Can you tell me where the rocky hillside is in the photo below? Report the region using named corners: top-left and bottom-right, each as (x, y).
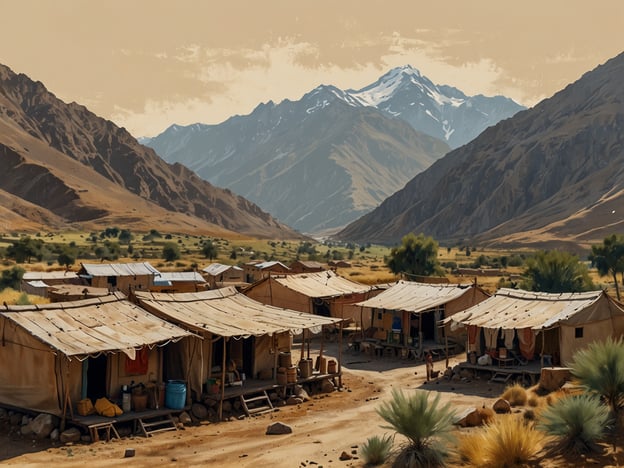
top-left (336, 52), bottom-right (624, 251)
top-left (147, 85), bottom-right (450, 233)
top-left (0, 63), bottom-right (300, 238)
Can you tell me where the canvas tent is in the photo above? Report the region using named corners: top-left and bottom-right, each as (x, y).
top-left (0, 293), bottom-right (193, 417)
top-left (355, 281), bottom-right (489, 351)
top-left (134, 287), bottom-right (342, 404)
top-left (444, 288), bottom-right (624, 365)
top-left (244, 270), bottom-right (379, 323)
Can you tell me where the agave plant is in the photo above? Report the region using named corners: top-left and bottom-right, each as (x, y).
top-left (376, 389), bottom-right (456, 467)
top-left (360, 434), bottom-right (394, 466)
top-left (537, 393), bottom-right (610, 453)
top-left (570, 336), bottom-right (624, 424)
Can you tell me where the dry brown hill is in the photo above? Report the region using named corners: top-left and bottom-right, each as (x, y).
top-left (0, 64), bottom-right (301, 239)
top-left (337, 51), bottom-right (624, 252)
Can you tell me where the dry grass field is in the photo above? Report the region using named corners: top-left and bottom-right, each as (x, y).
top-left (0, 229), bottom-right (619, 301)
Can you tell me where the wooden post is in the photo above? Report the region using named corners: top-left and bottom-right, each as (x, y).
top-left (445, 333), bottom-right (449, 369)
top-left (219, 337), bottom-right (227, 421)
top-left (338, 320), bottom-right (343, 388)
top-left (300, 328), bottom-right (306, 362)
top-left (419, 312), bottom-right (423, 356)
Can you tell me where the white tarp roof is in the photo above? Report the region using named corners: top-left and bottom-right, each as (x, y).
top-left (80, 262), bottom-right (160, 277)
top-left (158, 271), bottom-right (206, 282)
top-left (355, 281), bottom-right (476, 313)
top-left (271, 270), bottom-right (371, 298)
top-left (444, 288), bottom-right (624, 331)
top-left (0, 292), bottom-right (193, 360)
top-left (134, 287), bottom-right (341, 338)
top-left (202, 263), bottom-right (243, 276)
top-left (25, 280), bottom-right (49, 289)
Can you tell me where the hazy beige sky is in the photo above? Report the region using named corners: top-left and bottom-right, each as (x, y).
top-left (1, 1), bottom-right (622, 137)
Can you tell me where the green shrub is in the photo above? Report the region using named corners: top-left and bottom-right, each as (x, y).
top-left (570, 336), bottom-right (624, 423)
top-left (537, 394), bottom-right (609, 454)
top-left (377, 389), bottom-right (455, 467)
top-left (360, 434), bottom-right (393, 466)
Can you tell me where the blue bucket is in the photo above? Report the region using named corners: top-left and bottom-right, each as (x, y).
top-left (165, 380), bottom-right (187, 410)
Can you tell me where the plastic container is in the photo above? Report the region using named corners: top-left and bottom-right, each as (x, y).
top-left (165, 380), bottom-right (187, 409)
top-left (122, 392), bottom-right (132, 413)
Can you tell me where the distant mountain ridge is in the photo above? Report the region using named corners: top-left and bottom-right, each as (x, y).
top-left (347, 65), bottom-right (526, 149)
top-left (146, 84), bottom-right (451, 233)
top-left (145, 66), bottom-right (523, 233)
top-left (0, 63), bottom-right (300, 238)
top-left (336, 52), bottom-right (624, 251)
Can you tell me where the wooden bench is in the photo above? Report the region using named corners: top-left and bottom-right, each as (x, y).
top-left (88, 421), bottom-right (120, 442)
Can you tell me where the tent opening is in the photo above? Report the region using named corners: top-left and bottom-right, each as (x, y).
top-left (85, 354), bottom-right (108, 401)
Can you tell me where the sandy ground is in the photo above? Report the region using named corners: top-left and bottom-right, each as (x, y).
top-left (3, 342), bottom-right (623, 467)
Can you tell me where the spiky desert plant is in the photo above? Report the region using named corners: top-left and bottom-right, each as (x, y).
top-left (459, 415), bottom-right (543, 467)
top-left (360, 434), bottom-right (394, 466)
top-left (376, 389), bottom-right (456, 467)
top-left (501, 383), bottom-right (528, 406)
top-left (537, 394), bottom-right (610, 454)
top-left (570, 337), bottom-right (624, 424)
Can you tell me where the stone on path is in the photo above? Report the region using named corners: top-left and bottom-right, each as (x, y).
top-left (266, 422), bottom-right (293, 435)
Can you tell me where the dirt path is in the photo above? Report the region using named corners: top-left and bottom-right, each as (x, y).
top-left (1, 346), bottom-right (508, 467)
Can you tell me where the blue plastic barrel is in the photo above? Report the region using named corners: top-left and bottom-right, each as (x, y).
top-left (165, 380), bottom-right (187, 409)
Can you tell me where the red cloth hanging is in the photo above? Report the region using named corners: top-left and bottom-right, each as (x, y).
top-left (125, 347), bottom-right (149, 375)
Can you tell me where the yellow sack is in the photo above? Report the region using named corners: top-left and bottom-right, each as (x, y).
top-left (95, 397), bottom-right (123, 417)
top-left (77, 398), bottom-right (95, 416)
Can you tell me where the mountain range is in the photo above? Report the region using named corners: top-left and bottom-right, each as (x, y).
top-left (0, 63), bottom-right (300, 239)
top-left (144, 67), bottom-right (523, 233)
top-left (336, 52), bottom-right (624, 251)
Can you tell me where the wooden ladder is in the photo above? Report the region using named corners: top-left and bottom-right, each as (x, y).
top-left (137, 413), bottom-right (178, 437)
top-left (490, 372), bottom-right (513, 384)
top-left (240, 390), bottom-right (274, 416)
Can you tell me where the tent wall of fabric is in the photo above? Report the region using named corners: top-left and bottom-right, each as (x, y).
top-left (0, 294), bottom-right (192, 416)
top-left (446, 289), bottom-right (624, 365)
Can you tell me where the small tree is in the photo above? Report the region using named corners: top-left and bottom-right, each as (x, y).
top-left (162, 242), bottom-right (181, 262)
top-left (0, 266), bottom-right (25, 291)
top-left (522, 250), bottom-right (594, 293)
top-left (387, 233), bottom-right (441, 278)
top-left (589, 234), bottom-right (624, 301)
top-left (202, 241), bottom-right (218, 260)
top-left (57, 251), bottom-right (76, 269)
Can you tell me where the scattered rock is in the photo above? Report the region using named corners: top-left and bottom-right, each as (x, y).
top-left (266, 422), bottom-right (293, 435)
top-left (493, 398), bottom-right (512, 414)
top-left (459, 369), bottom-right (474, 379)
top-left (124, 448), bottom-right (136, 458)
top-left (29, 413), bottom-right (58, 439)
top-left (339, 451), bottom-right (352, 461)
top-left (50, 428), bottom-right (60, 441)
top-left (179, 411), bottom-right (192, 425)
top-left (294, 385), bottom-right (311, 401)
top-left (21, 415), bottom-right (31, 426)
top-left (321, 380), bottom-right (335, 393)
top-left (9, 412), bottom-right (22, 426)
top-left (60, 427), bottom-right (81, 444)
top-left (191, 403), bottom-right (209, 420)
top-left (286, 396), bottom-right (304, 405)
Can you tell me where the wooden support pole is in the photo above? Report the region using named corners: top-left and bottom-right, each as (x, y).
top-left (219, 337), bottom-right (227, 421)
top-left (338, 320), bottom-right (343, 388)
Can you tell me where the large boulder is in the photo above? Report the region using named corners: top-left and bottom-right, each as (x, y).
top-left (493, 398), bottom-right (512, 414)
top-left (266, 422), bottom-right (293, 435)
top-left (29, 413), bottom-right (58, 439)
top-left (60, 427), bottom-right (81, 444)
